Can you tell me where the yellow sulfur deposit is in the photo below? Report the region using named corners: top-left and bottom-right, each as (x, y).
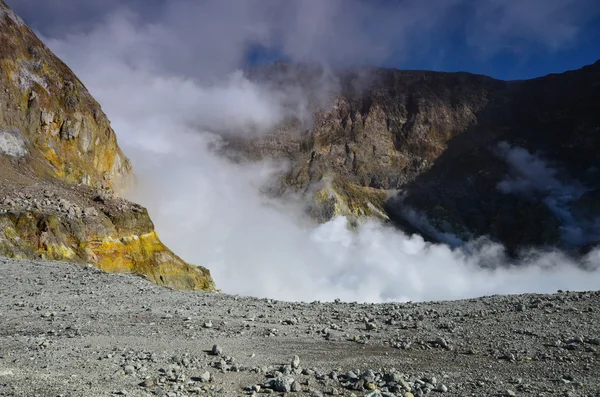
top-left (0, 1), bottom-right (215, 291)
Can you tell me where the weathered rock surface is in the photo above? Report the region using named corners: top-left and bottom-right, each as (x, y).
top-left (0, 178), bottom-right (214, 291)
top-left (0, 1), bottom-right (214, 291)
top-left (0, 0), bottom-right (130, 191)
top-left (229, 61), bottom-right (600, 252)
top-left (1, 257), bottom-right (599, 396)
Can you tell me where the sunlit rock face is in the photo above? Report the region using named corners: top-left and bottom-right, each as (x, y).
top-left (230, 61), bottom-right (600, 253)
top-left (0, 0), bottom-right (215, 291)
top-left (0, 0), bottom-right (132, 191)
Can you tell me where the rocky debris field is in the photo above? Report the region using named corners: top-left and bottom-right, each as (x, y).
top-left (0, 180), bottom-right (143, 221)
top-left (0, 258), bottom-right (599, 397)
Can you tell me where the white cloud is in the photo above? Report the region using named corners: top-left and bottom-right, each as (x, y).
top-left (31, 4), bottom-right (600, 303)
top-left (12, 0), bottom-right (599, 72)
top-left (496, 142), bottom-right (600, 246)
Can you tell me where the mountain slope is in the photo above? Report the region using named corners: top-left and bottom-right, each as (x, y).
top-left (230, 61), bottom-right (600, 252)
top-left (0, 1), bottom-right (214, 291)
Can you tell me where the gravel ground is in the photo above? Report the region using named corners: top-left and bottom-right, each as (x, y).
top-left (1, 257), bottom-right (599, 397)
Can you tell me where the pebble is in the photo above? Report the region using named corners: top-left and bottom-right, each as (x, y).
top-left (212, 344), bottom-right (223, 356)
top-left (138, 378), bottom-right (155, 388)
top-left (269, 376), bottom-right (294, 392)
top-left (291, 355), bottom-right (300, 369)
top-left (435, 337), bottom-right (450, 349)
top-left (291, 380), bottom-right (301, 392)
top-left (199, 371), bottom-right (211, 382)
top-left (2, 256), bottom-right (599, 397)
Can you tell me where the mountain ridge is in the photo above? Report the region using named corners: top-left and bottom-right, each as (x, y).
top-left (230, 59), bottom-right (600, 252)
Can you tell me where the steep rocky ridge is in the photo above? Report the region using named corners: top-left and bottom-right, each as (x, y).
top-left (0, 1), bottom-right (214, 290)
top-left (229, 61), bottom-right (600, 252)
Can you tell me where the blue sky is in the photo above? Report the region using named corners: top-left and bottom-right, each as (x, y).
top-left (8, 0), bottom-right (600, 81)
top-left (399, 24), bottom-right (600, 80)
top-left (395, 9), bottom-right (600, 80)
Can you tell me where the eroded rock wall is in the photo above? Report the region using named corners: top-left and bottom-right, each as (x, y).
top-left (230, 62), bottom-right (600, 251)
top-left (0, 0), bottom-right (131, 191)
top-left (0, 1), bottom-right (215, 290)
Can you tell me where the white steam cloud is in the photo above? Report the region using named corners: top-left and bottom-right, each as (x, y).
top-left (38, 4), bottom-right (600, 303)
top-left (496, 142), bottom-right (600, 246)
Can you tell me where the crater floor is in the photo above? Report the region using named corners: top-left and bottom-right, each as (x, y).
top-left (0, 257), bottom-right (598, 396)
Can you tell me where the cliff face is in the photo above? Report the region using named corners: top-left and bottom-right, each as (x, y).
top-left (0, 1), bottom-right (215, 290)
top-left (229, 62), bottom-right (600, 252)
top-left (0, 2), bottom-right (131, 191)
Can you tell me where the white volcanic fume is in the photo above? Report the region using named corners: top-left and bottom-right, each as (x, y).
top-left (495, 142), bottom-right (600, 247)
top-left (39, 5), bottom-right (600, 303)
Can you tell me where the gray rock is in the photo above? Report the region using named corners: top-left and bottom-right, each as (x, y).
top-left (365, 322), bottom-right (377, 331)
top-left (271, 376), bottom-right (294, 392)
top-left (212, 344), bottom-right (223, 356)
top-left (291, 380), bottom-right (301, 392)
top-left (281, 364), bottom-right (292, 375)
top-left (361, 370), bottom-right (376, 383)
top-left (434, 337), bottom-right (450, 349)
top-left (398, 379), bottom-right (412, 391)
top-left (291, 355), bottom-right (300, 369)
top-left (199, 371), bottom-right (211, 382)
top-left (284, 317), bottom-right (299, 325)
top-left (138, 378), bottom-right (155, 388)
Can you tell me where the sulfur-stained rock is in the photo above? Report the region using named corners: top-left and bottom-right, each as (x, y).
top-left (0, 1), bottom-right (215, 291)
top-left (0, 0), bottom-right (132, 192)
top-left (0, 181), bottom-right (215, 291)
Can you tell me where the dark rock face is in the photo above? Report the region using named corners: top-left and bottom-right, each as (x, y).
top-left (230, 61), bottom-right (600, 252)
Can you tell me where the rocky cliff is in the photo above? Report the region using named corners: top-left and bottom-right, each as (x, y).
top-left (229, 61), bottom-right (600, 253)
top-left (0, 1), bottom-right (214, 290)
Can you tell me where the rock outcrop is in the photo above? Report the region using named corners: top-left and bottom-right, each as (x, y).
top-left (0, 1), bottom-right (215, 291)
top-left (229, 61), bottom-right (600, 252)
